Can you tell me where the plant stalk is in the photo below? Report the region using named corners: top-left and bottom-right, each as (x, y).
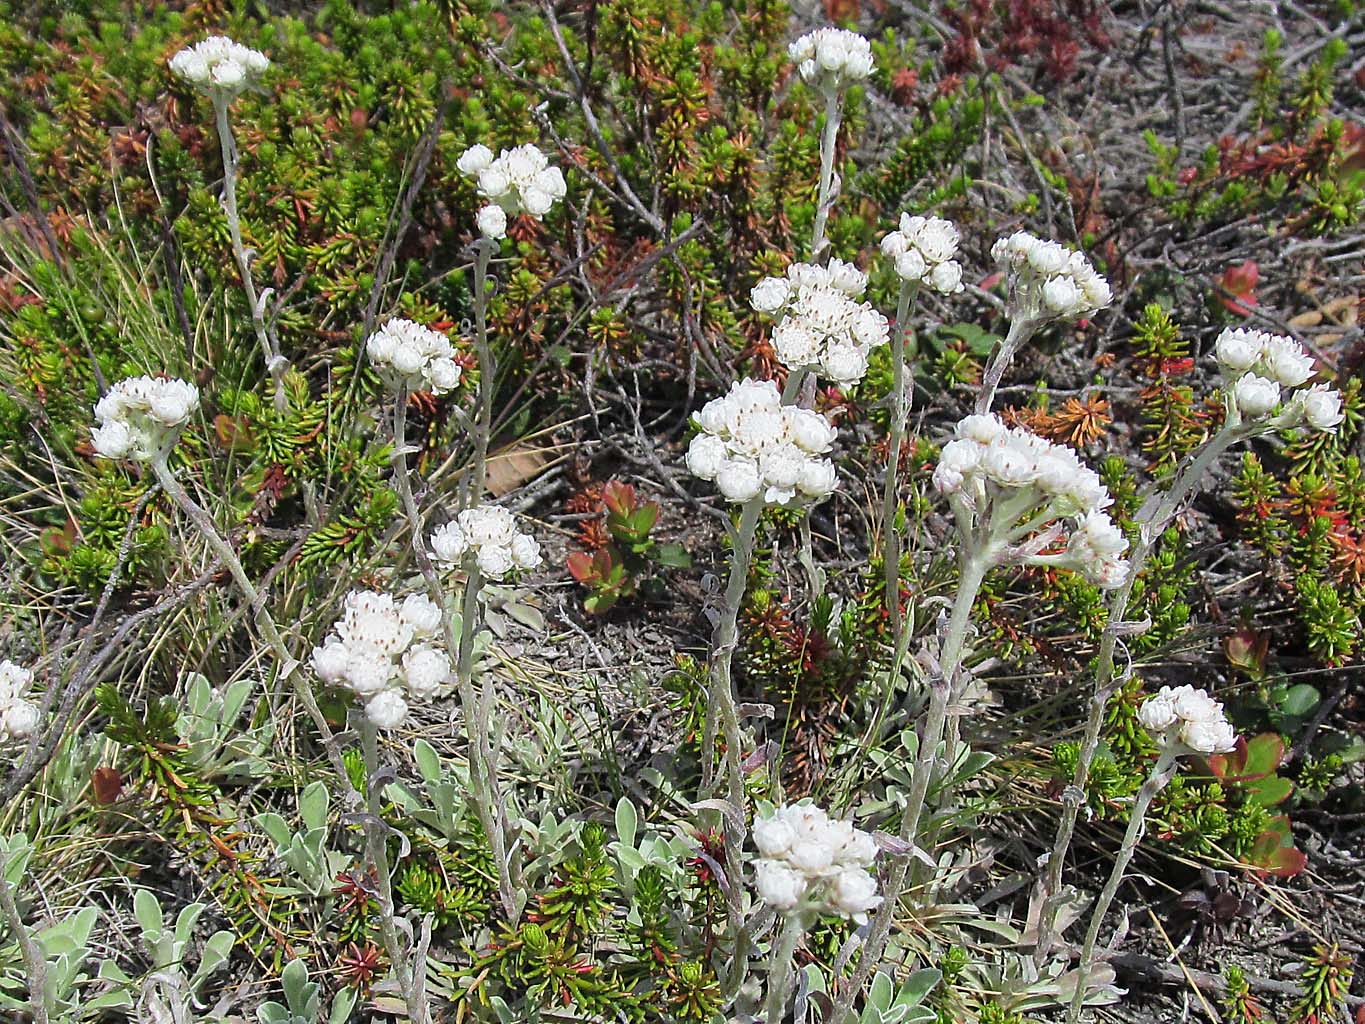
top-left (0, 844), bottom-right (49, 1024)
top-left (975, 316), bottom-right (1037, 415)
top-left (1065, 747), bottom-right (1179, 1024)
top-left (810, 90), bottom-right (843, 262)
top-left (470, 239), bottom-right (495, 502)
top-left (763, 912), bottom-right (806, 1024)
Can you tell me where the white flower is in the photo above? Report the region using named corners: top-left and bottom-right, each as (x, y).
top-left (796, 459), bottom-right (837, 498)
top-left (365, 319), bottom-right (461, 395)
top-left (458, 141), bottom-right (565, 219)
top-left (716, 459), bottom-right (762, 501)
top-left (399, 594), bottom-right (443, 638)
top-left (1233, 373), bottom-right (1281, 419)
top-left (750, 277), bottom-right (790, 313)
top-left (477, 204), bottom-right (507, 240)
top-left (789, 28), bottom-right (873, 93)
top-left (365, 690), bottom-right (409, 730)
top-left (754, 859), bottom-right (807, 910)
top-left (829, 867), bottom-right (882, 923)
top-left (753, 815), bottom-right (797, 858)
top-left (1296, 384), bottom-right (1344, 432)
top-left (788, 839), bottom-right (835, 877)
top-left (511, 534), bottom-right (542, 570)
top-left (90, 377), bottom-right (200, 462)
top-left (1180, 715), bottom-right (1237, 754)
top-left (992, 230), bottom-right (1109, 321)
top-left (430, 522), bottom-right (469, 564)
top-left (686, 433), bottom-right (727, 479)
top-left (345, 653), bottom-right (396, 696)
top-left (785, 408), bottom-right (837, 454)
top-left (170, 36), bottom-right (269, 98)
top-left (894, 249), bottom-right (927, 282)
top-left (476, 542), bottom-right (515, 580)
top-left (1, 701), bottom-right (41, 741)
top-left (1140, 685), bottom-right (1237, 754)
top-left (403, 645), bottom-right (451, 696)
top-left (310, 640), bottom-right (351, 684)
top-left (1214, 327), bottom-right (1265, 373)
top-left (457, 144), bottom-right (495, 176)
top-left (928, 260), bottom-right (964, 294)
top-left (885, 214), bottom-right (962, 294)
top-left (1137, 691), bottom-right (1179, 731)
top-left (822, 343), bottom-right (868, 385)
top-left (1261, 335), bottom-right (1315, 388)
top-left (955, 414), bottom-right (1008, 445)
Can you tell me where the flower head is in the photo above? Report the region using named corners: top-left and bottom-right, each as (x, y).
top-left (458, 143), bottom-right (566, 220)
top-left (688, 379), bottom-right (839, 506)
top-left (881, 214), bottom-right (964, 294)
top-left (749, 263), bottom-right (888, 385)
top-left (365, 318), bottom-right (462, 395)
top-left (1209, 327), bottom-right (1339, 432)
top-left (788, 28), bottom-right (874, 94)
top-left (430, 505), bottom-right (540, 580)
top-left (1138, 685), bottom-right (1237, 754)
top-left (990, 230), bottom-right (1111, 322)
top-left (312, 590), bottom-right (454, 728)
top-left (90, 376), bottom-right (200, 461)
top-left (169, 36), bottom-right (269, 99)
top-left (0, 660), bottom-right (40, 743)
top-left (752, 803), bottom-right (881, 923)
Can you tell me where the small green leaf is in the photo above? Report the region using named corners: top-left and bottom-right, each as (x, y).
top-left (615, 797), bottom-right (638, 849)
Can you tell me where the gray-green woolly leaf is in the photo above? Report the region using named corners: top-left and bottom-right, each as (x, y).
top-left (895, 968), bottom-right (941, 1006)
top-left (614, 796), bottom-right (638, 849)
top-left (256, 812), bottom-right (293, 850)
top-left (299, 781), bottom-right (329, 831)
top-left (413, 738), bottom-right (442, 785)
top-left (133, 888), bottom-right (164, 943)
top-left (328, 985), bottom-right (358, 1024)
top-left (172, 902), bottom-right (208, 955)
top-left (189, 930), bottom-right (236, 993)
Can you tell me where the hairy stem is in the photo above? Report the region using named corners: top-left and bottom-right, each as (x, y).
top-left (212, 97), bottom-right (288, 411)
top-left (975, 316), bottom-right (1037, 416)
top-left (810, 90), bottom-right (843, 261)
top-left (390, 393), bottom-right (519, 918)
top-left (881, 282), bottom-right (918, 654)
top-left (829, 552), bottom-right (990, 1023)
top-left (470, 240), bottom-right (495, 502)
top-left (0, 844), bottom-right (48, 1024)
top-left (150, 455), bottom-right (353, 798)
top-left (705, 496), bottom-right (763, 998)
top-left (360, 717), bottom-right (427, 1024)
top-left (1066, 748), bottom-right (1178, 1024)
top-left (1033, 423), bottom-right (1245, 962)
top-left (763, 913), bottom-right (806, 1024)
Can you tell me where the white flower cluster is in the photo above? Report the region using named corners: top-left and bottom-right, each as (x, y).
top-left (880, 214), bottom-right (964, 294)
top-left (169, 36), bottom-right (270, 98)
top-left (1213, 327), bottom-right (1343, 430)
top-left (934, 414), bottom-right (1129, 588)
top-left (749, 261), bottom-right (889, 385)
top-left (1137, 685), bottom-right (1237, 754)
top-left (0, 661), bottom-right (41, 743)
top-left (788, 28), bottom-right (874, 94)
top-left (686, 379), bottom-right (838, 505)
top-left (311, 592), bottom-right (452, 729)
top-left (90, 376), bottom-right (200, 461)
top-left (365, 318), bottom-right (462, 395)
top-left (456, 143), bottom-right (567, 236)
top-left (429, 505), bottom-right (542, 580)
top-left (990, 231), bottom-right (1112, 321)
top-left (752, 804), bottom-right (882, 924)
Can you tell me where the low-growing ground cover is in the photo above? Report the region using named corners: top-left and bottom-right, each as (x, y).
top-left (0, 1), bottom-right (1361, 1022)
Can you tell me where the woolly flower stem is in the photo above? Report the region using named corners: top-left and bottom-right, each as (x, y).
top-left (0, 844), bottom-right (48, 1024)
top-left (212, 97), bottom-right (288, 412)
top-left (764, 913), bottom-right (807, 1024)
top-left (149, 455), bottom-right (353, 796)
top-left (829, 550), bottom-right (990, 1024)
top-left (703, 495), bottom-right (763, 997)
top-left (810, 90), bottom-right (843, 261)
top-left (390, 392), bottom-right (519, 918)
top-left (882, 281), bottom-right (919, 658)
top-left (1033, 421), bottom-right (1247, 963)
top-left (975, 315), bottom-right (1038, 415)
top-left (1066, 747), bottom-right (1179, 1024)
top-left (470, 239), bottom-right (495, 502)
top-left (360, 717), bottom-right (427, 1024)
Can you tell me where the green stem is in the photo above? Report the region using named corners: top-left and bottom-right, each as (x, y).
top-left (391, 394), bottom-right (519, 918)
top-left (212, 97), bottom-right (287, 411)
top-left (361, 717), bottom-right (427, 1024)
top-left (1065, 748), bottom-right (1178, 1024)
top-left (810, 90), bottom-right (842, 261)
top-left (1033, 423), bottom-right (1246, 962)
top-left (763, 913), bottom-right (806, 1024)
top-left (827, 551), bottom-right (990, 1024)
top-left (151, 455), bottom-right (354, 799)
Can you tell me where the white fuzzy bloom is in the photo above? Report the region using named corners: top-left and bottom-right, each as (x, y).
top-left (459, 142), bottom-right (565, 220)
top-left (476, 544), bottom-right (515, 580)
top-left (364, 690), bottom-right (410, 730)
top-left (883, 214), bottom-right (963, 294)
top-left (170, 36), bottom-right (269, 99)
top-left (477, 204), bottom-right (508, 240)
top-left (789, 28), bottom-right (873, 93)
top-left (750, 277), bottom-right (791, 313)
top-left (431, 505), bottom-right (537, 581)
top-left (90, 376), bottom-right (200, 462)
top-left (991, 229), bottom-right (1109, 322)
top-left (687, 379), bottom-right (839, 507)
top-left (429, 522), bottom-right (469, 564)
top-left (312, 590), bottom-right (454, 722)
top-left (1261, 335), bottom-right (1315, 389)
top-left (1140, 685), bottom-right (1237, 754)
top-left (754, 271), bottom-right (887, 384)
top-left (366, 318), bottom-right (462, 395)
top-left (1213, 327), bottom-right (1266, 374)
top-left (1294, 384), bottom-right (1345, 432)
top-left (1233, 373), bottom-right (1281, 419)
top-left (0, 660), bottom-right (41, 743)
top-left (752, 803), bottom-right (881, 921)
top-left (511, 533), bottom-right (542, 570)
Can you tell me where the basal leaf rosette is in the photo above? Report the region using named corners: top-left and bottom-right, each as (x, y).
top-left (686, 379), bottom-right (839, 505)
